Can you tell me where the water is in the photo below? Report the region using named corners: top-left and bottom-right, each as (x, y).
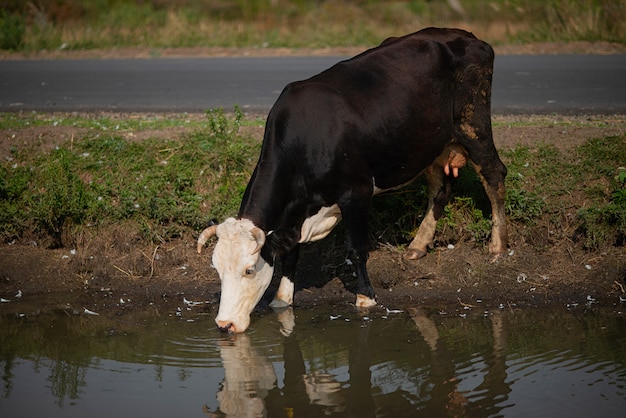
top-left (1, 303), bottom-right (625, 417)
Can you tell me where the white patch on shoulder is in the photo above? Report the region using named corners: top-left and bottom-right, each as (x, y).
top-left (299, 204), bottom-right (342, 243)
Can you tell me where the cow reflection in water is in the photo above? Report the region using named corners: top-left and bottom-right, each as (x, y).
top-left (203, 308), bottom-right (347, 417)
top-left (204, 308), bottom-right (510, 417)
top-left (207, 335), bottom-right (277, 417)
top-left (409, 307), bottom-right (510, 417)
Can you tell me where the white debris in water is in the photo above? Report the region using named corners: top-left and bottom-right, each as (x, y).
top-left (330, 314), bottom-right (341, 320)
top-left (517, 273), bottom-right (527, 283)
top-left (619, 296), bottom-right (626, 303)
top-left (183, 297), bottom-right (204, 307)
top-left (585, 264), bottom-right (592, 270)
top-left (508, 249), bottom-right (515, 256)
top-left (385, 308), bottom-right (403, 314)
top-left (447, 244), bottom-right (455, 250)
top-left (1, 298), bottom-right (10, 303)
top-left (83, 308), bottom-right (99, 316)
top-left (15, 290), bottom-right (22, 298)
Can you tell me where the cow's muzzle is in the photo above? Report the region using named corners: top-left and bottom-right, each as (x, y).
top-left (216, 320), bottom-right (236, 334)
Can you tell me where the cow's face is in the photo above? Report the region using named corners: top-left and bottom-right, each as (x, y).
top-left (208, 218), bottom-right (273, 333)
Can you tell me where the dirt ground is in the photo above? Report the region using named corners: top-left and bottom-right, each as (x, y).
top-left (1, 112), bottom-right (625, 323)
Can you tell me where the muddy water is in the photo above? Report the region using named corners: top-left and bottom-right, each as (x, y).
top-left (1, 303), bottom-right (625, 417)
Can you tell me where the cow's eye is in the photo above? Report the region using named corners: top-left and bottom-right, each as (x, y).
top-left (244, 266), bottom-right (255, 276)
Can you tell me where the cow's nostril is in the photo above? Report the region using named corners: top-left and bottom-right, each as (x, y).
top-left (216, 321), bottom-right (234, 333)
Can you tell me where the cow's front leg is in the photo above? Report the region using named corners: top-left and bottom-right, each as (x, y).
top-left (341, 197), bottom-right (377, 308)
top-left (270, 246), bottom-right (299, 308)
top-left (405, 167), bottom-right (452, 260)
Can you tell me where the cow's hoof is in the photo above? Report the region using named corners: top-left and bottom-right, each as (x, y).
top-left (269, 298), bottom-right (291, 308)
top-left (403, 248), bottom-right (427, 260)
top-left (356, 294), bottom-right (377, 308)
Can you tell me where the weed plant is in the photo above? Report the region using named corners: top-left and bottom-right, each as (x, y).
top-left (0, 9), bottom-right (25, 50)
top-left (575, 137), bottom-right (626, 249)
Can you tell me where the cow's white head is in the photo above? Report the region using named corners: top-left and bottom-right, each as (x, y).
top-left (197, 218), bottom-right (273, 333)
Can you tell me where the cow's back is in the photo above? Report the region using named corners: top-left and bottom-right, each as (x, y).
top-left (265, 28), bottom-right (493, 192)
top-left (241, 28), bottom-right (496, 230)
top-left (304, 27), bottom-right (493, 107)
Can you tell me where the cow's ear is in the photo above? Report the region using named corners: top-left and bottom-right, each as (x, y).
top-left (262, 229), bottom-right (299, 262)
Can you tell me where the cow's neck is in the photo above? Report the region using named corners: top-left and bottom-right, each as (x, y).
top-left (238, 162), bottom-right (306, 235)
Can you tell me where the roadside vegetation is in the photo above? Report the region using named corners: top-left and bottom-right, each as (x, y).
top-left (0, 0), bottom-right (624, 53)
top-left (1, 111), bottom-right (624, 255)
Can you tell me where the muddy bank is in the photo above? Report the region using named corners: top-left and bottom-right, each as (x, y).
top-left (0, 232), bottom-right (624, 323)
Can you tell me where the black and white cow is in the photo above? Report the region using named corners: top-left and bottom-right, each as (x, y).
top-left (198, 27), bottom-right (508, 333)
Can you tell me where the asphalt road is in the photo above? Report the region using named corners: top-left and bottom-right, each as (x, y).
top-left (1, 54), bottom-right (625, 114)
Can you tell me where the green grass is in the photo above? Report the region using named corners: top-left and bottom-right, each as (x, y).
top-left (1, 111), bottom-right (624, 252)
top-left (501, 136), bottom-right (626, 249)
top-left (1, 1), bottom-right (623, 53)
top-left (0, 109), bottom-right (259, 246)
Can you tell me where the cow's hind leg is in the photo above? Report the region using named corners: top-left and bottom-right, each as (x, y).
top-left (405, 167), bottom-right (452, 260)
top-left (453, 51), bottom-right (508, 258)
top-left (469, 155), bottom-right (508, 257)
top-left (456, 116), bottom-right (508, 257)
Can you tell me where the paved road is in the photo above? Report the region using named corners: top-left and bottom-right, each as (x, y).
top-left (1, 55), bottom-right (625, 114)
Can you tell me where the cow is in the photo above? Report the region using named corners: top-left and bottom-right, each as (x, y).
top-left (198, 27), bottom-right (508, 333)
